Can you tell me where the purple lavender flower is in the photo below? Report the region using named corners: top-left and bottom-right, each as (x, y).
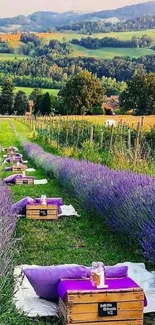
top-left (0, 180), bottom-right (16, 277)
top-left (20, 137), bottom-right (155, 262)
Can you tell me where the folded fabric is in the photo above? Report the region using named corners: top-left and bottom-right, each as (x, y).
top-left (34, 179), bottom-right (48, 185)
top-left (105, 266), bottom-right (128, 278)
top-left (58, 205), bottom-right (79, 217)
top-left (11, 197), bottom-right (34, 215)
top-left (23, 265), bottom-right (91, 301)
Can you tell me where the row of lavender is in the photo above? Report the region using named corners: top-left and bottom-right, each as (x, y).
top-left (0, 178), bottom-right (15, 278)
top-left (21, 137), bottom-right (155, 262)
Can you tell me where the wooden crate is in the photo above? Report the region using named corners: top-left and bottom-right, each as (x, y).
top-left (15, 177), bottom-right (34, 185)
top-left (59, 287), bottom-right (144, 325)
top-left (26, 204), bottom-right (58, 220)
top-left (12, 164), bottom-right (27, 172)
top-left (7, 148), bottom-right (16, 155)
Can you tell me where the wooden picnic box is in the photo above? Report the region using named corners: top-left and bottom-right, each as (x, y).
top-left (12, 164), bottom-right (27, 173)
top-left (15, 176), bottom-right (34, 185)
top-left (59, 285), bottom-right (144, 325)
top-left (26, 203), bottom-right (58, 220)
top-left (7, 148), bottom-right (17, 154)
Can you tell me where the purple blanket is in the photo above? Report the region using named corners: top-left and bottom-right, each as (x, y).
top-left (57, 278), bottom-right (147, 306)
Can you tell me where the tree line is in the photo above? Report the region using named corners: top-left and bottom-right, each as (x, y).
top-left (58, 15), bottom-right (155, 34)
top-left (1, 55), bottom-right (155, 84)
top-left (71, 35), bottom-right (153, 49)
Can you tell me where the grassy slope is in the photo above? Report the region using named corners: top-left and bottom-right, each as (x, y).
top-left (0, 86), bottom-right (59, 96)
top-left (38, 30), bottom-right (155, 43)
top-left (71, 44), bottom-right (155, 59)
top-left (0, 119), bottom-right (153, 325)
top-left (0, 53), bottom-right (29, 60)
top-left (13, 87), bottom-right (59, 96)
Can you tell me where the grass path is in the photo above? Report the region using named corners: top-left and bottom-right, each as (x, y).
top-left (0, 119), bottom-right (153, 325)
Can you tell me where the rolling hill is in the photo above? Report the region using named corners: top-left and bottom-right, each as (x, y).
top-left (1, 1), bottom-right (155, 32)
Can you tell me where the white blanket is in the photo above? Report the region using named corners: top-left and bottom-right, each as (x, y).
top-left (34, 179), bottom-right (48, 185)
top-left (58, 205), bottom-right (79, 217)
top-left (13, 262), bottom-right (155, 317)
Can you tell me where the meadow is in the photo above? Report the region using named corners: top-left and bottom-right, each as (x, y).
top-left (0, 53), bottom-right (29, 60)
top-left (43, 114), bottom-right (155, 129)
top-left (37, 29), bottom-right (155, 43)
top-left (1, 30), bottom-right (155, 60)
top-left (0, 86), bottom-right (59, 96)
top-left (71, 44), bottom-right (155, 59)
top-left (13, 87), bottom-right (59, 96)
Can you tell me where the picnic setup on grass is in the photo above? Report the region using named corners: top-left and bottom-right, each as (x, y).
top-left (2, 145), bottom-right (155, 324)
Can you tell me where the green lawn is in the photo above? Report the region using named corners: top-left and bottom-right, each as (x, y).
top-left (0, 53), bottom-right (29, 60)
top-left (71, 44), bottom-right (155, 59)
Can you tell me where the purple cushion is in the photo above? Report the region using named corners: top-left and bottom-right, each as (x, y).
top-left (105, 266), bottom-right (128, 278)
top-left (24, 264), bottom-right (90, 301)
top-left (4, 174), bottom-right (22, 184)
top-left (35, 198), bottom-right (63, 206)
top-left (11, 197), bottom-right (34, 215)
top-left (6, 157), bottom-right (23, 163)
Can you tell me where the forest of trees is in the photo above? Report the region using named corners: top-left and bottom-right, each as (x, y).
top-left (1, 55), bottom-right (155, 88)
top-left (58, 15), bottom-right (155, 34)
top-left (71, 35), bottom-right (153, 49)
top-left (20, 37), bottom-right (73, 57)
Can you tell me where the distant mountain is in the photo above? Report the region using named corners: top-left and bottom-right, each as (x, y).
top-left (0, 1), bottom-right (155, 32)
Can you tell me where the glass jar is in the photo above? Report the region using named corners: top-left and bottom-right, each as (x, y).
top-left (90, 261), bottom-right (108, 289)
top-left (90, 262), bottom-right (99, 287)
top-left (41, 195), bottom-right (47, 205)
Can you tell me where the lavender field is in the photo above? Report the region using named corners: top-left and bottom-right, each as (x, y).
top-left (0, 119), bottom-right (155, 325)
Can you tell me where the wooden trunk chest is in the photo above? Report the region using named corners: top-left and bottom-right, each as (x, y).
top-left (58, 279), bottom-right (144, 325)
top-left (26, 203), bottom-right (58, 220)
top-left (12, 164), bottom-right (27, 173)
top-left (15, 176), bottom-right (34, 185)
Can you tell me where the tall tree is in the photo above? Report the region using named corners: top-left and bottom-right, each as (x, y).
top-left (59, 71), bottom-right (104, 115)
top-left (120, 72), bottom-right (155, 115)
top-left (0, 78), bottom-right (14, 115)
top-left (29, 88), bottom-right (43, 104)
top-left (40, 92), bottom-right (51, 115)
top-left (14, 91), bottom-right (28, 115)
top-left (33, 95), bottom-right (43, 116)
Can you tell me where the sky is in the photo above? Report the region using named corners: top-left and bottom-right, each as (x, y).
top-left (0, 0), bottom-right (154, 17)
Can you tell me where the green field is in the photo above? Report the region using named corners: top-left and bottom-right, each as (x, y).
top-left (0, 86), bottom-right (59, 96)
top-left (14, 87), bottom-right (59, 96)
top-left (0, 53), bottom-right (29, 60)
top-left (71, 44), bottom-right (155, 59)
top-left (40, 29), bottom-right (155, 43)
